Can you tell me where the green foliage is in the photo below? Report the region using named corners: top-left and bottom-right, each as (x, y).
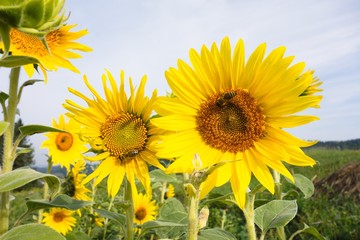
top-left (0, 119), bottom-right (35, 169)
top-left (198, 228), bottom-right (237, 240)
top-left (155, 198), bottom-right (188, 238)
top-left (0, 223), bottom-right (65, 240)
top-left (0, 121), bottom-right (9, 136)
top-left (0, 168), bottom-right (60, 197)
top-left (0, 56), bottom-right (40, 68)
top-left (254, 200), bottom-right (297, 232)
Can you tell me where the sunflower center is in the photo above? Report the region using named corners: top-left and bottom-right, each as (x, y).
top-left (101, 113), bottom-right (147, 161)
top-left (135, 207), bottom-right (147, 221)
top-left (56, 133), bottom-right (74, 151)
top-left (10, 29), bottom-right (48, 56)
top-left (196, 89), bottom-right (266, 153)
top-left (53, 212), bottom-right (65, 222)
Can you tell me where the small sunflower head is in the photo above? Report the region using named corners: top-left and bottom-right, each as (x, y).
top-left (0, 0), bottom-right (67, 36)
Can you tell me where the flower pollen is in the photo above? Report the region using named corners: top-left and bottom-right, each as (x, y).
top-left (196, 89), bottom-right (266, 152)
top-left (101, 113), bottom-right (147, 161)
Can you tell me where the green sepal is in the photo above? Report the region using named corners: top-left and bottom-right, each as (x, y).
top-left (0, 21), bottom-right (11, 57)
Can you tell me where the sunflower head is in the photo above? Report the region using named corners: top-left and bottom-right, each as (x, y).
top-left (41, 114), bottom-right (88, 171)
top-left (164, 183), bottom-right (175, 199)
top-left (64, 70), bottom-right (164, 198)
top-left (42, 207), bottom-right (76, 236)
top-left (0, 0), bottom-right (67, 36)
top-left (0, 24), bottom-right (92, 82)
top-left (62, 160), bottom-right (91, 201)
top-left (151, 37), bottom-right (322, 208)
top-left (133, 193), bottom-right (158, 226)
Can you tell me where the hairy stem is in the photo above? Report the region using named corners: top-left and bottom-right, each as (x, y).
top-left (0, 67), bottom-right (20, 234)
top-left (273, 170), bottom-right (286, 240)
top-left (243, 192), bottom-right (257, 240)
top-left (125, 179), bottom-right (134, 240)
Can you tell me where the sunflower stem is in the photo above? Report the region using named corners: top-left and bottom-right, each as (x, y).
top-left (243, 192), bottom-right (257, 240)
top-left (38, 156), bottom-right (53, 223)
top-left (187, 185), bottom-right (200, 240)
top-left (102, 196), bottom-right (114, 240)
top-left (273, 170), bottom-right (286, 240)
top-left (0, 67), bottom-right (20, 234)
top-left (125, 179), bottom-right (134, 240)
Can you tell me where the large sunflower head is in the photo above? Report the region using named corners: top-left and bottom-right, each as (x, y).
top-left (63, 70), bottom-right (164, 198)
top-left (41, 114), bottom-right (88, 172)
top-left (42, 207), bottom-right (76, 236)
top-left (151, 37), bottom-right (322, 208)
top-left (133, 193), bottom-right (158, 226)
top-left (0, 24), bottom-right (92, 82)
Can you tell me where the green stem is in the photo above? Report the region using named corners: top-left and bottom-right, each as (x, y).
top-left (243, 192), bottom-right (257, 240)
top-left (187, 186), bottom-right (200, 240)
top-left (0, 67), bottom-right (20, 234)
top-left (125, 179), bottom-right (134, 240)
top-left (273, 170), bottom-right (286, 240)
top-left (38, 157), bottom-right (53, 223)
top-left (102, 197), bottom-right (114, 240)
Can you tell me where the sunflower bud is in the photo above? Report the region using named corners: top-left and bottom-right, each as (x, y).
top-left (0, 0), bottom-right (67, 36)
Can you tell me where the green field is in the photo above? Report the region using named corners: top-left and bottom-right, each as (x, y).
top-left (9, 148), bottom-right (360, 240)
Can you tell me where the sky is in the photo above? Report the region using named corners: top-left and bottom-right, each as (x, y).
top-left (1, 0), bottom-right (360, 166)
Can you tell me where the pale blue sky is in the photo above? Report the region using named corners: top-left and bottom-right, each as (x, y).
top-left (1, 0), bottom-right (359, 166)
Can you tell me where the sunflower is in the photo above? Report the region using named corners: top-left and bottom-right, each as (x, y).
top-left (62, 160), bottom-right (91, 201)
top-left (0, 24), bottom-right (92, 81)
top-left (41, 114), bottom-right (88, 171)
top-left (151, 37), bottom-right (322, 208)
top-left (165, 183), bottom-right (175, 199)
top-left (133, 193), bottom-right (158, 230)
top-left (42, 208), bottom-right (76, 236)
top-left (63, 70), bottom-right (164, 198)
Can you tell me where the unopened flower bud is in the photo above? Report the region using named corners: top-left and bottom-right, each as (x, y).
top-left (0, 0), bottom-right (67, 37)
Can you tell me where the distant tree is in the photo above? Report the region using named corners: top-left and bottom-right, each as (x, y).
top-left (0, 118), bottom-right (35, 168)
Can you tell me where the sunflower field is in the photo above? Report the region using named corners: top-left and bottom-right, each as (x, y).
top-left (1, 1), bottom-right (358, 240)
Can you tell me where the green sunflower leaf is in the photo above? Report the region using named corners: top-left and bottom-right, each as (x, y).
top-left (254, 200), bottom-right (297, 232)
top-left (0, 223), bottom-right (65, 240)
top-left (198, 228), bottom-right (237, 240)
top-left (289, 223), bottom-right (326, 240)
top-left (63, 231), bottom-right (91, 240)
top-left (293, 174), bottom-right (314, 199)
top-left (0, 92), bottom-right (9, 103)
top-left (156, 198), bottom-right (188, 239)
top-left (0, 121), bottom-right (9, 136)
top-left (149, 169), bottom-right (180, 183)
top-left (19, 124), bottom-right (65, 136)
top-left (93, 208), bottom-right (126, 225)
top-left (0, 55), bottom-right (40, 68)
top-left (0, 168), bottom-right (60, 196)
top-left (140, 220), bottom-right (187, 236)
top-left (25, 194), bottom-right (93, 212)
